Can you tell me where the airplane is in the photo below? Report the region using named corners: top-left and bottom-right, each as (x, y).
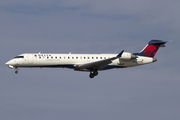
top-left (5, 40), bottom-right (168, 78)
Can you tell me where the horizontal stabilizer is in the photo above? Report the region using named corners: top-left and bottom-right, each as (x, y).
top-left (149, 40), bottom-right (168, 47)
top-left (150, 40), bottom-right (168, 44)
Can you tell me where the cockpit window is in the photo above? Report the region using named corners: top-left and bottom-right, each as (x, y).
top-left (15, 56), bottom-right (24, 58)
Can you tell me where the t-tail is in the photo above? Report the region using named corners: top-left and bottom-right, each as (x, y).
top-left (134, 40), bottom-right (168, 58)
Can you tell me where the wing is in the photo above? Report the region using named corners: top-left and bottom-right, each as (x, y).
top-left (75, 50), bottom-right (124, 70)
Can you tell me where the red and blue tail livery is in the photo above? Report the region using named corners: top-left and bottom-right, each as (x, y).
top-left (134, 40), bottom-right (168, 58)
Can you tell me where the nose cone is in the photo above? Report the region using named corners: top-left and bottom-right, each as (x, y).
top-left (5, 60), bottom-right (15, 68)
top-left (5, 61), bottom-right (10, 65)
top-left (5, 60), bottom-right (14, 66)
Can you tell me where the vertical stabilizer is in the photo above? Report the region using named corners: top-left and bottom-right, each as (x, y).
top-left (134, 40), bottom-right (168, 58)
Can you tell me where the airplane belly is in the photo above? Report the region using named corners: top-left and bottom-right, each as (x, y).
top-left (117, 59), bottom-right (138, 67)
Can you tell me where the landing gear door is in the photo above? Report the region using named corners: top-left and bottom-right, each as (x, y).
top-left (28, 54), bottom-right (34, 64)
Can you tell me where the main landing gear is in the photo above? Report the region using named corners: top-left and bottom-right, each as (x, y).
top-left (89, 70), bottom-right (98, 78)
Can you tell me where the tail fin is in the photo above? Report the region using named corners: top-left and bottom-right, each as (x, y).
top-left (134, 40), bottom-right (168, 58)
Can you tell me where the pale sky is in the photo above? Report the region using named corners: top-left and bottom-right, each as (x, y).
top-left (0, 1), bottom-right (180, 120)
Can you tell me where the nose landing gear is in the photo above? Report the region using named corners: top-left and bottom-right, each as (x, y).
top-left (15, 67), bottom-right (19, 74)
top-left (15, 70), bottom-right (18, 74)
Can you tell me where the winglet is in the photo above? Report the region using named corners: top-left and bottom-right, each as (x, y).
top-left (116, 50), bottom-right (124, 58)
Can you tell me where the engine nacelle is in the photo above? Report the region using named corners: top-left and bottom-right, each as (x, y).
top-left (120, 52), bottom-right (137, 60)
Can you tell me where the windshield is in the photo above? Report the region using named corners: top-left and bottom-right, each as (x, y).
top-left (14, 56), bottom-right (24, 58)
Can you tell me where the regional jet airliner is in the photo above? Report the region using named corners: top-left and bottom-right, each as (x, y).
top-left (5, 40), bottom-right (168, 78)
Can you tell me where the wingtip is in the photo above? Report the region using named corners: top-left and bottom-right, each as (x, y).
top-left (117, 50), bottom-right (124, 57)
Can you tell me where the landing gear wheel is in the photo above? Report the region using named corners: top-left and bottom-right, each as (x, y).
top-left (89, 69), bottom-right (99, 78)
top-left (15, 70), bottom-right (18, 74)
top-left (93, 71), bottom-right (98, 76)
top-left (89, 73), bottom-right (94, 78)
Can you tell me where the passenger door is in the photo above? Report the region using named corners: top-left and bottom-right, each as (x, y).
top-left (28, 54), bottom-right (34, 64)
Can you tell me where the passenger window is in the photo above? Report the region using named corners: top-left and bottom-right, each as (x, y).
top-left (76, 57), bottom-right (78, 59)
top-left (51, 57), bottom-right (53, 59)
top-left (100, 57), bottom-right (102, 59)
top-left (96, 57), bottom-right (98, 59)
top-left (84, 57), bottom-right (86, 59)
top-left (15, 56), bottom-right (24, 58)
top-left (60, 57), bottom-right (61, 59)
top-left (72, 57), bottom-right (74, 59)
top-left (92, 57), bottom-right (94, 59)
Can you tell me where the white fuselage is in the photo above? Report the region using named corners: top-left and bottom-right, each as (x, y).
top-left (5, 40), bottom-right (167, 78)
top-left (6, 52), bottom-right (155, 71)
